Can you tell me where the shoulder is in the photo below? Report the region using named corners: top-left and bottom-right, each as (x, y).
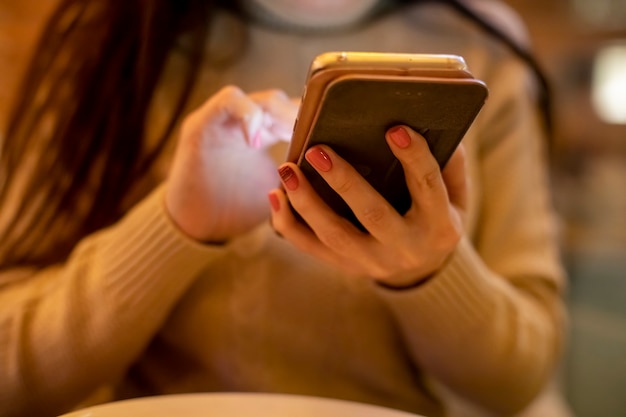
top-left (402, 0), bottom-right (536, 104)
top-left (397, 0), bottom-right (531, 65)
top-left (398, 2), bottom-right (545, 153)
top-left (459, 0), bottom-right (531, 48)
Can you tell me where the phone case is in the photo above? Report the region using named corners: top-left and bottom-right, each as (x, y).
top-left (287, 52), bottom-right (475, 163)
top-left (286, 53), bottom-right (488, 229)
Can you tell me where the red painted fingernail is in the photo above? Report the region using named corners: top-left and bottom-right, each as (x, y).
top-left (388, 126), bottom-right (411, 148)
top-left (305, 146), bottom-right (332, 172)
top-left (278, 165), bottom-right (299, 191)
top-left (268, 192), bottom-right (280, 212)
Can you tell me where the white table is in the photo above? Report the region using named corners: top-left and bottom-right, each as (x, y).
top-left (59, 392), bottom-right (426, 417)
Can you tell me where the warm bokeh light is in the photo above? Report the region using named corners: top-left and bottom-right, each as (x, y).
top-left (572, 0), bottom-right (626, 30)
top-left (592, 43), bottom-right (626, 125)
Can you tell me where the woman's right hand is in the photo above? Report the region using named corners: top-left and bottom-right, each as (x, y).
top-left (165, 85), bottom-right (298, 243)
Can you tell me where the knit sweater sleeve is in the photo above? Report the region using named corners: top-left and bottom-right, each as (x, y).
top-left (0, 184), bottom-right (223, 417)
top-left (374, 57), bottom-right (567, 416)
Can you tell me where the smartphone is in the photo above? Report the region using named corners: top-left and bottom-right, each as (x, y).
top-left (286, 51), bottom-right (489, 228)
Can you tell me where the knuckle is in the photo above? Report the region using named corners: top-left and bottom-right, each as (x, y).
top-left (432, 224), bottom-right (461, 252)
top-left (267, 89), bottom-right (289, 102)
top-left (331, 172), bottom-right (356, 195)
top-left (218, 84), bottom-right (244, 99)
top-left (319, 228), bottom-right (352, 252)
top-left (251, 89), bottom-right (288, 106)
top-left (359, 204), bottom-right (390, 227)
top-left (418, 166), bottom-right (441, 190)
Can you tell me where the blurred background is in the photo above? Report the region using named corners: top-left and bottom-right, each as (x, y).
top-left (1, 1), bottom-right (625, 416)
top-left (502, 0), bottom-right (626, 416)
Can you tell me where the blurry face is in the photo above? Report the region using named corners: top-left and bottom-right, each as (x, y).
top-left (249, 0), bottom-right (382, 28)
top-left (264, 0), bottom-right (377, 13)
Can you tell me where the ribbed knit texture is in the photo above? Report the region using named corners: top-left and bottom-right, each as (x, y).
top-left (0, 186), bottom-right (226, 417)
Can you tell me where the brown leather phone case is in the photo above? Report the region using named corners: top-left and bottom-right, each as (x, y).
top-left (286, 53), bottom-right (488, 228)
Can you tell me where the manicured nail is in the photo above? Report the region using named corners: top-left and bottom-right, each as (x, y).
top-left (305, 146), bottom-right (332, 172)
top-left (268, 192), bottom-right (280, 212)
top-left (388, 126), bottom-right (411, 148)
top-left (278, 165), bottom-right (299, 191)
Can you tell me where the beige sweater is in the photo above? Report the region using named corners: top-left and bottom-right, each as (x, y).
top-left (0, 2), bottom-right (566, 417)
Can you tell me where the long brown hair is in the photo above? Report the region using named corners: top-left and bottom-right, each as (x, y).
top-left (0, 0), bottom-right (216, 268)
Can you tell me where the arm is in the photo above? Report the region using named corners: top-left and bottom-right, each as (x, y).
top-left (375, 245), bottom-right (564, 417)
top-left (270, 57), bottom-right (566, 415)
top-left (0, 85), bottom-right (298, 417)
top-left (375, 56), bottom-right (565, 415)
top-left (0, 186), bottom-right (221, 417)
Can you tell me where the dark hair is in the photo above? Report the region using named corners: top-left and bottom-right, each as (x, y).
top-left (0, 0), bottom-right (214, 268)
top-left (442, 0), bottom-right (553, 135)
top-left (0, 0), bottom-right (552, 269)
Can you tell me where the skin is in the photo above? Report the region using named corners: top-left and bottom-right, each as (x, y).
top-left (251, 0), bottom-right (381, 28)
top-left (272, 126), bottom-right (467, 287)
top-left (166, 85), bottom-right (467, 287)
top-left (166, 86), bottom-right (297, 242)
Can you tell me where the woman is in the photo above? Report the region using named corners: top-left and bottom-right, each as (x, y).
top-left (0, 1), bottom-right (567, 416)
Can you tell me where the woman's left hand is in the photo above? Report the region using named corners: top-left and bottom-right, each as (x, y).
top-left (269, 125), bottom-right (467, 287)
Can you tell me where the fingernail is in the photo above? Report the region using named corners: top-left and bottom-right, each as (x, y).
top-left (388, 126), bottom-right (411, 148)
top-left (278, 165), bottom-right (299, 191)
top-left (305, 146), bottom-right (332, 172)
top-left (268, 191), bottom-right (280, 212)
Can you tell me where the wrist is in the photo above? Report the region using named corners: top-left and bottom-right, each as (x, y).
top-left (373, 246), bottom-right (459, 290)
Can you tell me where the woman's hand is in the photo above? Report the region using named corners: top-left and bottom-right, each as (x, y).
top-left (269, 125), bottom-right (468, 287)
top-left (166, 85), bottom-right (298, 242)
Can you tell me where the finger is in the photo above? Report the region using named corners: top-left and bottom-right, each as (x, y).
top-left (268, 188), bottom-right (355, 271)
top-left (276, 162), bottom-right (373, 258)
top-left (385, 126), bottom-right (450, 218)
top-left (249, 89), bottom-right (299, 146)
top-left (271, 172), bottom-right (408, 279)
top-left (303, 145), bottom-right (405, 242)
top-left (441, 143), bottom-right (468, 211)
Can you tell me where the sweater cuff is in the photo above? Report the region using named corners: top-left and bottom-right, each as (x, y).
top-left (373, 236), bottom-right (511, 337)
top-left (97, 184), bottom-right (227, 310)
